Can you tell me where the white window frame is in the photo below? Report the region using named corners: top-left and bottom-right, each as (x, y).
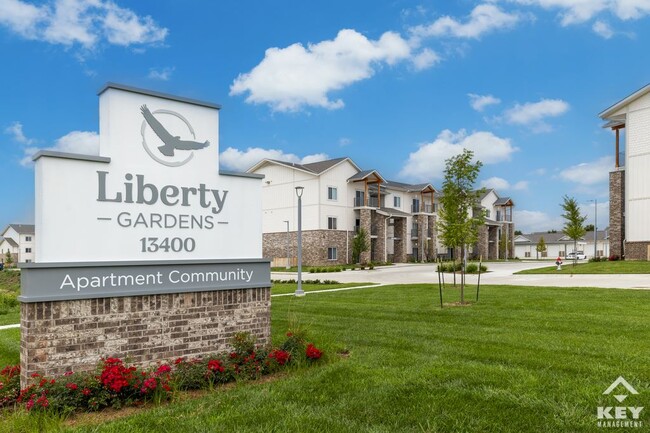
top-left (327, 247), bottom-right (337, 260)
top-left (394, 196), bottom-right (401, 208)
top-left (327, 186), bottom-right (338, 201)
top-left (328, 217), bottom-right (337, 230)
top-left (25, 236), bottom-right (32, 242)
top-left (25, 248), bottom-right (32, 253)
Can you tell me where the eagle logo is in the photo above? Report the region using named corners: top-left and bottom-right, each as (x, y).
top-left (139, 105), bottom-right (209, 167)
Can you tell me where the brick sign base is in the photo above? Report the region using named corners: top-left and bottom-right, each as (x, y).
top-left (20, 287), bottom-right (270, 386)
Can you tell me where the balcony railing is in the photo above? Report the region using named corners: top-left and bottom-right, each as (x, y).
top-left (353, 197), bottom-right (381, 208)
top-left (411, 204), bottom-right (433, 213)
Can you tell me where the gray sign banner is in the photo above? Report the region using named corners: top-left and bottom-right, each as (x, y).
top-left (20, 259), bottom-right (271, 302)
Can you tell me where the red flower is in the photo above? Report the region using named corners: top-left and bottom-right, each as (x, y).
top-left (286, 332), bottom-right (293, 337)
top-left (82, 388), bottom-right (92, 396)
top-left (156, 365), bottom-right (171, 375)
top-left (174, 357), bottom-right (184, 365)
top-left (30, 372), bottom-right (40, 378)
top-left (268, 349), bottom-right (291, 366)
top-left (207, 359), bottom-right (225, 373)
top-left (66, 383), bottom-right (78, 391)
top-left (305, 343), bottom-right (323, 360)
top-left (229, 352), bottom-right (238, 359)
top-left (64, 371), bottom-right (73, 376)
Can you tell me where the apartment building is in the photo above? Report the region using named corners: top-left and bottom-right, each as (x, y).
top-left (0, 224), bottom-right (35, 266)
top-left (248, 157), bottom-right (514, 266)
top-left (600, 82), bottom-right (650, 260)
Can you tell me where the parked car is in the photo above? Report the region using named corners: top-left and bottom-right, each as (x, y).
top-left (566, 251), bottom-right (587, 260)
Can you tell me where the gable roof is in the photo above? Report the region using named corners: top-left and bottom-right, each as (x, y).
top-left (1, 224), bottom-right (35, 237)
top-left (247, 157), bottom-right (360, 175)
top-left (600, 83), bottom-right (650, 119)
top-left (0, 237), bottom-right (19, 248)
top-left (348, 169), bottom-right (385, 183)
top-left (516, 230), bottom-right (608, 244)
top-left (382, 179), bottom-right (436, 193)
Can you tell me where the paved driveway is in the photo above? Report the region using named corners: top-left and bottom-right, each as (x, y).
top-left (273, 261), bottom-right (650, 289)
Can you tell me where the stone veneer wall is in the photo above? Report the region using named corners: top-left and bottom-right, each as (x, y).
top-left (372, 213), bottom-right (387, 263)
top-left (625, 242), bottom-right (650, 261)
top-left (263, 230), bottom-right (353, 266)
top-left (20, 288), bottom-right (270, 386)
top-left (427, 215), bottom-right (436, 260)
top-left (359, 209), bottom-right (372, 264)
top-left (393, 219), bottom-right (407, 263)
top-left (609, 169), bottom-right (625, 258)
top-left (477, 225), bottom-right (489, 259)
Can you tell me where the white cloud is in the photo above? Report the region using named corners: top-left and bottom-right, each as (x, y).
top-left (559, 155), bottom-right (613, 186)
top-left (230, 29), bottom-right (412, 112)
top-left (219, 147), bottom-right (329, 172)
top-left (503, 98), bottom-right (569, 130)
top-left (148, 66), bottom-right (175, 81)
top-left (0, 0), bottom-right (46, 38)
top-left (481, 176), bottom-right (510, 190)
top-left (410, 4), bottom-right (522, 40)
top-left (0, 0), bottom-right (167, 49)
top-left (411, 48), bottom-right (441, 70)
top-left (512, 180), bottom-right (529, 190)
top-left (399, 129), bottom-right (517, 181)
top-left (480, 176), bottom-right (529, 191)
top-left (507, 0), bottom-right (650, 25)
top-left (592, 20), bottom-right (614, 38)
top-left (514, 209), bottom-right (564, 233)
top-left (468, 93), bottom-right (501, 111)
top-left (533, 167), bottom-right (547, 175)
top-left (18, 130), bottom-right (99, 166)
top-left (4, 121), bottom-right (35, 145)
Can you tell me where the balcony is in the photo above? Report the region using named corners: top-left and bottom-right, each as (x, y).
top-left (353, 197), bottom-right (381, 208)
top-left (411, 204), bottom-right (434, 213)
top-left (411, 224), bottom-right (419, 238)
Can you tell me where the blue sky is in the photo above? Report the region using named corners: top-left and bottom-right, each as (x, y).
top-left (2, 0), bottom-right (649, 234)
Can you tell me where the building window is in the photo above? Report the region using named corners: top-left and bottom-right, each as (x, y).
top-left (394, 196), bottom-right (401, 208)
top-left (485, 210), bottom-right (491, 218)
top-left (328, 217), bottom-right (337, 230)
top-left (559, 251), bottom-right (565, 257)
top-left (25, 236), bottom-right (32, 242)
top-left (597, 250), bottom-right (603, 257)
top-left (25, 259), bottom-right (32, 263)
top-left (541, 251), bottom-right (548, 258)
top-left (328, 187), bottom-right (337, 201)
top-left (327, 247), bottom-right (337, 260)
top-left (524, 252), bottom-right (531, 258)
top-left (25, 248), bottom-right (32, 253)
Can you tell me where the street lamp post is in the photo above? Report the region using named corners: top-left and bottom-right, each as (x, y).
top-left (589, 199), bottom-right (598, 259)
top-left (295, 186), bottom-right (305, 297)
top-left (283, 220), bottom-right (290, 269)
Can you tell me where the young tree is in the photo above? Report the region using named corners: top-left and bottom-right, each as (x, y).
top-left (536, 236), bottom-right (547, 259)
top-left (352, 228), bottom-right (369, 264)
top-left (561, 195), bottom-right (587, 264)
top-left (437, 149), bottom-right (485, 304)
top-left (4, 250), bottom-right (13, 268)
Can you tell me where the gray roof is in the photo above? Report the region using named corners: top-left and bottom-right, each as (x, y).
top-left (376, 207), bottom-right (412, 218)
top-left (2, 237), bottom-right (18, 248)
top-left (516, 230), bottom-right (608, 244)
top-left (494, 197), bottom-right (513, 206)
top-left (600, 82), bottom-right (650, 119)
top-left (302, 157), bottom-right (348, 174)
top-left (348, 169), bottom-right (385, 182)
top-left (3, 224), bottom-right (35, 235)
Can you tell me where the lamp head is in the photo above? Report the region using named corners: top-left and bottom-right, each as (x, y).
top-left (295, 186), bottom-right (304, 198)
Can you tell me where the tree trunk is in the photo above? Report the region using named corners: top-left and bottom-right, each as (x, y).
top-left (460, 245), bottom-right (465, 304)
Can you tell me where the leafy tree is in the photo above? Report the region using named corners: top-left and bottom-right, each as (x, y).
top-left (4, 250), bottom-right (12, 267)
top-left (352, 228), bottom-right (369, 264)
top-left (584, 224), bottom-right (595, 232)
top-left (514, 230), bottom-right (523, 236)
top-left (561, 195), bottom-right (587, 264)
top-left (437, 149), bottom-right (485, 304)
top-left (536, 236), bottom-right (547, 259)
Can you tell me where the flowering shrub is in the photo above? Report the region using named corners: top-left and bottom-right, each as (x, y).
top-left (0, 331), bottom-right (324, 415)
top-left (306, 343), bottom-right (323, 360)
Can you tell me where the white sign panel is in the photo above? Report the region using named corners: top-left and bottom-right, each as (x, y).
top-left (34, 83), bottom-right (263, 262)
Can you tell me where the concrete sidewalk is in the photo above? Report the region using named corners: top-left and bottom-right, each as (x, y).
top-left (273, 261), bottom-right (650, 290)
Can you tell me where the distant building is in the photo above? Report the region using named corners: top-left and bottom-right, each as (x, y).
top-left (600, 83), bottom-right (650, 260)
top-left (514, 230), bottom-right (609, 259)
top-left (0, 224), bottom-right (35, 266)
top-left (248, 157), bottom-right (514, 266)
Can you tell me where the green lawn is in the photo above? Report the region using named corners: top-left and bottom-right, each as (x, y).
top-left (271, 282), bottom-right (376, 295)
top-left (516, 260), bottom-right (650, 274)
top-left (0, 270), bottom-right (20, 326)
top-left (2, 283), bottom-right (648, 432)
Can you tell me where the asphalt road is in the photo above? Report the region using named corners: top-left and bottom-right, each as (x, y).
top-left (273, 261), bottom-right (650, 289)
